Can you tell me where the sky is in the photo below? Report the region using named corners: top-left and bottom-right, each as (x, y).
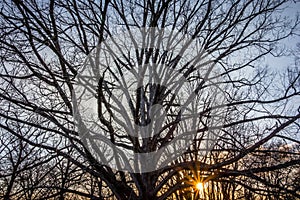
top-left (265, 2), bottom-right (300, 72)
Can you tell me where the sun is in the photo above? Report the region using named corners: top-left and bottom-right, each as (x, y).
top-left (196, 182), bottom-right (204, 191)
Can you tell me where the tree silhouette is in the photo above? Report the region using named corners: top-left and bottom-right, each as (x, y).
top-left (0, 0), bottom-right (299, 199)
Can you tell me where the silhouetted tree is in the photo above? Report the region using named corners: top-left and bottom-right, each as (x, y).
top-left (0, 0), bottom-right (299, 199)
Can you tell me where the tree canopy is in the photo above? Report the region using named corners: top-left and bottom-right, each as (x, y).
top-left (0, 0), bottom-right (300, 199)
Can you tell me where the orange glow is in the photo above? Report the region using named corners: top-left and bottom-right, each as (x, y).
top-left (196, 182), bottom-right (204, 191)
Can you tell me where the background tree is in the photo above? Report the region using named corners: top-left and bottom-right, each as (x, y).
top-left (0, 0), bottom-right (300, 199)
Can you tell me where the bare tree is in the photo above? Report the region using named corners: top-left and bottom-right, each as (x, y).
top-left (0, 0), bottom-right (300, 199)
